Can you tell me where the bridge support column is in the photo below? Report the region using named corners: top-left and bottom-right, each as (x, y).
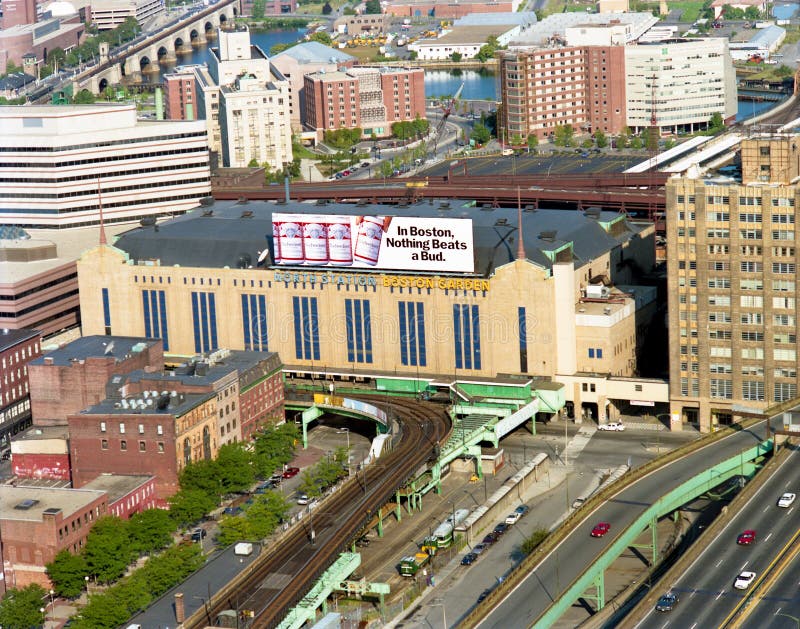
top-left (395, 491), bottom-right (402, 522)
top-left (376, 508), bottom-right (384, 537)
top-left (650, 515), bottom-right (658, 565)
top-left (594, 572), bottom-right (605, 611)
top-left (192, 34), bottom-right (207, 45)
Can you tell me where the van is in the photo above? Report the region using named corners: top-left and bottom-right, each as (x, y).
top-left (502, 148), bottom-right (514, 156)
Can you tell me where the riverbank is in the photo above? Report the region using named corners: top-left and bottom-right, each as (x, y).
top-left (360, 59), bottom-right (498, 69)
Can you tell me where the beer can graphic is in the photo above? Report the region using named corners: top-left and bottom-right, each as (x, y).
top-left (326, 218), bottom-right (353, 266)
top-left (272, 222), bottom-right (281, 264)
top-left (353, 216), bottom-right (384, 266)
top-left (303, 220), bottom-right (329, 265)
top-left (278, 221), bottom-right (304, 264)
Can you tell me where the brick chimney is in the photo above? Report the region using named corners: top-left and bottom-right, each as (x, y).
top-left (175, 592), bottom-right (185, 623)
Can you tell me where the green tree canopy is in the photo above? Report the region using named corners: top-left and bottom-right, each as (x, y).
top-left (83, 516), bottom-right (136, 584)
top-left (470, 122), bottom-right (491, 145)
top-left (309, 31), bottom-right (333, 46)
top-left (251, 0), bottom-right (266, 18)
top-left (594, 129), bottom-right (608, 148)
top-left (322, 2), bottom-right (333, 14)
top-left (73, 89), bottom-right (96, 104)
top-left (527, 134), bottom-right (539, 150)
top-left (365, 0), bottom-right (381, 13)
top-left (47, 549), bottom-right (89, 599)
top-left (128, 509), bottom-right (174, 555)
top-left (744, 5), bottom-right (760, 19)
top-left (709, 111), bottom-right (724, 132)
top-left (0, 584), bottom-right (47, 629)
top-left (168, 488), bottom-right (217, 527)
top-left (451, 51), bottom-right (462, 62)
top-left (553, 124), bottom-right (575, 147)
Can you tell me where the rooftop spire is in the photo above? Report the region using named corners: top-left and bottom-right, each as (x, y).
top-left (516, 186), bottom-right (526, 260)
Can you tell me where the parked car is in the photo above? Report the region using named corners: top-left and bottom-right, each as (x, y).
top-left (461, 552), bottom-right (478, 566)
top-left (493, 523), bottom-right (509, 537)
top-left (190, 528), bottom-right (207, 542)
top-left (591, 522), bottom-right (611, 538)
top-left (482, 533), bottom-right (499, 545)
top-left (655, 592), bottom-right (679, 612)
top-left (296, 493), bottom-right (309, 505)
top-left (472, 543), bottom-right (488, 555)
top-left (514, 505), bottom-right (529, 517)
top-left (270, 473), bottom-right (284, 483)
top-left (777, 492), bottom-right (796, 507)
top-left (505, 511), bottom-right (522, 525)
top-left (737, 530), bottom-right (756, 545)
top-left (734, 571), bottom-right (757, 590)
top-left (477, 588), bottom-right (492, 603)
top-left (597, 422), bottom-right (625, 431)
top-left (282, 467), bottom-right (300, 479)
top-left (223, 506), bottom-right (242, 516)
top-left (361, 161), bottom-right (370, 167)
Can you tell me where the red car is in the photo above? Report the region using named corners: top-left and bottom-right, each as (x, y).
top-left (282, 467), bottom-right (300, 479)
top-left (591, 522), bottom-right (611, 538)
top-left (737, 530), bottom-right (756, 545)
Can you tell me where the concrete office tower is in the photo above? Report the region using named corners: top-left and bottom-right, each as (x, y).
top-left (193, 25), bottom-right (293, 169)
top-left (668, 134), bottom-right (800, 432)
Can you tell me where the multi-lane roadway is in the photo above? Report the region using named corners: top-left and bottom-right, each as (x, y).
top-left (474, 418), bottom-right (781, 629)
top-left (634, 447), bottom-right (798, 629)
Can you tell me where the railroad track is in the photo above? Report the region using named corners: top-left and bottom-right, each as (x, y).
top-left (184, 396), bottom-right (451, 629)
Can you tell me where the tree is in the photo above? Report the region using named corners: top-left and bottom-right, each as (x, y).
top-left (216, 513), bottom-right (253, 547)
top-left (379, 160), bottom-right (394, 178)
top-left (73, 89), bottom-right (96, 104)
top-left (0, 584), bottom-right (47, 629)
top-left (744, 5), bottom-right (760, 19)
top-left (553, 124), bottom-right (575, 147)
top-left (309, 31), bottom-right (332, 46)
top-left (527, 134), bottom-right (539, 151)
top-left (470, 122), bottom-right (491, 145)
top-left (215, 443), bottom-right (255, 494)
top-left (245, 492), bottom-right (290, 539)
top-left (251, 0), bottom-right (265, 18)
top-left (451, 51), bottom-right (462, 62)
top-left (723, 5), bottom-right (745, 19)
top-left (270, 42), bottom-right (294, 55)
top-left (708, 111), bottom-right (724, 132)
top-left (364, 0), bottom-right (381, 13)
top-left (168, 489), bottom-right (217, 527)
top-left (322, 1), bottom-right (333, 14)
top-left (47, 550), bottom-right (89, 599)
top-left (409, 50), bottom-right (418, 60)
top-left (343, 6), bottom-right (356, 14)
top-left (83, 516), bottom-right (136, 584)
top-left (630, 135), bottom-right (643, 150)
top-left (616, 126), bottom-right (631, 150)
top-left (594, 129), bottom-right (608, 148)
top-left (520, 528), bottom-right (549, 555)
top-left (128, 509), bottom-right (174, 555)
top-left (73, 589), bottom-right (136, 629)
top-left (511, 133), bottom-right (523, 146)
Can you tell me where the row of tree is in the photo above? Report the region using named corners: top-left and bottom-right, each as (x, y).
top-left (297, 447), bottom-right (349, 497)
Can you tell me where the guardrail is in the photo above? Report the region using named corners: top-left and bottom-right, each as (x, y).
top-left (457, 418), bottom-right (766, 628)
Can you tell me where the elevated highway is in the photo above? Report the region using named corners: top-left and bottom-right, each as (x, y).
top-left (459, 416), bottom-right (782, 629)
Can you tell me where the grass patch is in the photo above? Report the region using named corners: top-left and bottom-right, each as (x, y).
top-left (667, 1), bottom-right (704, 22)
top-left (520, 528), bottom-right (549, 556)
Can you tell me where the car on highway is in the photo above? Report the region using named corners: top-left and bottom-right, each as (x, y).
top-left (734, 571), bottom-right (757, 589)
top-left (282, 467), bottom-right (300, 479)
top-left (591, 522), bottom-right (611, 537)
top-left (737, 530), bottom-right (756, 545)
top-left (777, 492), bottom-right (796, 507)
top-left (461, 552), bottom-right (478, 566)
top-left (505, 511), bottom-right (522, 525)
top-left (655, 592), bottom-right (679, 612)
top-left (597, 422), bottom-right (625, 431)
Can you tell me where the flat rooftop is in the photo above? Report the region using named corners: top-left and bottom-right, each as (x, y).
top-left (81, 474), bottom-right (153, 503)
top-left (0, 486), bottom-right (106, 521)
top-left (0, 327), bottom-right (40, 353)
top-left (31, 335), bottom-right (159, 367)
top-left (416, 25), bottom-right (517, 46)
top-left (81, 390), bottom-right (214, 417)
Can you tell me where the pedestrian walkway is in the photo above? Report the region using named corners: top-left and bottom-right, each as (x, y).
top-left (562, 425), bottom-right (596, 467)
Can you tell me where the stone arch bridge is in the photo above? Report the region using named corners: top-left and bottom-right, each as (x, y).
top-left (77, 0), bottom-right (237, 94)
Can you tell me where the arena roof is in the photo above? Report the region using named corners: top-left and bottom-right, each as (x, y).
top-left (270, 41), bottom-right (355, 65)
top-left (110, 199), bottom-right (649, 277)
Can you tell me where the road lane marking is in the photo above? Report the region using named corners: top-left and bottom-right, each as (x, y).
top-left (763, 505), bottom-right (771, 512)
top-left (775, 607), bottom-right (782, 616)
top-left (765, 532), bottom-right (773, 542)
top-left (716, 559), bottom-right (724, 567)
top-left (690, 623), bottom-right (698, 629)
top-left (741, 561), bottom-right (749, 570)
top-left (715, 591), bottom-right (724, 600)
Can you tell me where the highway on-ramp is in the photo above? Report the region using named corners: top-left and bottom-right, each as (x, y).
top-left (634, 446), bottom-right (799, 629)
top-left (474, 419), bottom-right (781, 629)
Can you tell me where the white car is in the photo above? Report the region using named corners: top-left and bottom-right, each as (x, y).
top-left (777, 492), bottom-right (796, 508)
top-left (505, 512), bottom-right (522, 525)
top-left (734, 571), bottom-right (757, 590)
top-left (597, 422), bottom-right (625, 432)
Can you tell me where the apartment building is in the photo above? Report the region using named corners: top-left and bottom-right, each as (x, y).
top-left (163, 69), bottom-right (199, 120)
top-left (667, 135), bottom-right (800, 432)
top-left (303, 66), bottom-right (425, 138)
top-left (0, 328), bottom-right (41, 446)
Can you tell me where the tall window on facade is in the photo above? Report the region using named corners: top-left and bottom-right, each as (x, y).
top-left (518, 306), bottom-right (528, 373)
top-left (398, 301), bottom-right (427, 367)
top-left (142, 290), bottom-right (169, 350)
top-left (102, 288), bottom-right (111, 336)
top-left (191, 291), bottom-right (218, 354)
top-left (344, 299), bottom-right (373, 364)
top-left (292, 296), bottom-right (320, 360)
top-left (241, 294), bottom-right (268, 351)
top-left (453, 304), bottom-right (482, 370)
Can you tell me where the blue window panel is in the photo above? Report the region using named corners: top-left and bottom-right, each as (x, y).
top-left (407, 302), bottom-right (417, 366)
top-left (142, 291), bottom-right (152, 338)
top-left (354, 300), bottom-right (364, 362)
top-left (453, 304), bottom-right (463, 370)
top-left (416, 302), bottom-right (427, 367)
top-left (258, 294), bottom-right (268, 350)
top-left (597, 348), bottom-right (603, 359)
top-left (200, 294), bottom-right (211, 351)
top-left (102, 288), bottom-right (111, 329)
top-left (589, 348), bottom-right (595, 358)
top-left (363, 300), bottom-right (372, 363)
top-left (208, 293), bottom-right (218, 351)
top-left (292, 296), bottom-right (303, 359)
top-left (398, 302), bottom-right (409, 366)
top-left (345, 299), bottom-right (355, 363)
top-left (518, 307), bottom-right (527, 350)
top-left (158, 290), bottom-right (169, 351)
top-left (150, 291), bottom-right (159, 337)
top-left (191, 292), bottom-right (201, 354)
top-left (301, 296), bottom-right (310, 359)
top-left (462, 305), bottom-right (472, 369)
top-left (471, 305), bottom-right (481, 370)
top-left (242, 295), bottom-right (251, 350)
top-left (310, 297), bottom-right (320, 360)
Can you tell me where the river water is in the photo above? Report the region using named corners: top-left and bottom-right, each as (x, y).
top-left (153, 29), bottom-right (775, 123)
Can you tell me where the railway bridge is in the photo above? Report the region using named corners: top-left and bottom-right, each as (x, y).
top-left (75, 0), bottom-right (237, 94)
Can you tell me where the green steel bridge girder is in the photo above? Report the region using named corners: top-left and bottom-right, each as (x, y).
top-left (532, 439), bottom-right (774, 629)
top-left (285, 402), bottom-right (388, 449)
top-left (277, 552), bottom-right (362, 629)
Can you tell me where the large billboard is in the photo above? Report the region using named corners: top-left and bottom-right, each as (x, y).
top-left (272, 213), bottom-right (474, 273)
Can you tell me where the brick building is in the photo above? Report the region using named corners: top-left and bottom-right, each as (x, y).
top-left (28, 336), bottom-right (163, 426)
top-left (0, 485), bottom-right (107, 593)
top-left (385, 0), bottom-right (522, 18)
top-left (163, 69), bottom-right (198, 120)
top-left (240, 0), bottom-right (296, 16)
top-left (81, 474), bottom-right (157, 519)
top-left (68, 390), bottom-right (218, 504)
top-left (303, 67), bottom-right (426, 139)
top-left (10, 426), bottom-right (71, 481)
top-left (0, 327), bottom-right (41, 446)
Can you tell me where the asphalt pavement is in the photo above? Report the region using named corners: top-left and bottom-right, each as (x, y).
top-left (476, 417), bottom-right (781, 629)
top-left (634, 446), bottom-right (800, 629)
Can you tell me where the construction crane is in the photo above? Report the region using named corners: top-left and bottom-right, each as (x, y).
top-left (431, 82), bottom-right (464, 154)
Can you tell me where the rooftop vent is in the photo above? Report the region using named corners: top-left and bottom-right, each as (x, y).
top-left (584, 207), bottom-right (602, 219)
top-left (43, 507), bottom-right (62, 516)
top-left (439, 201), bottom-right (451, 209)
top-left (140, 217), bottom-right (156, 227)
top-left (315, 199), bottom-right (328, 206)
top-left (15, 499), bottom-right (39, 510)
top-left (237, 253), bottom-right (252, 269)
top-left (241, 210), bottom-right (254, 218)
top-left (199, 196), bottom-right (214, 207)
top-left (237, 197), bottom-right (249, 205)
top-left (539, 230), bottom-right (557, 242)
top-left (480, 203), bottom-right (493, 211)
top-left (202, 210), bottom-right (214, 217)
top-left (495, 218), bottom-right (508, 226)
